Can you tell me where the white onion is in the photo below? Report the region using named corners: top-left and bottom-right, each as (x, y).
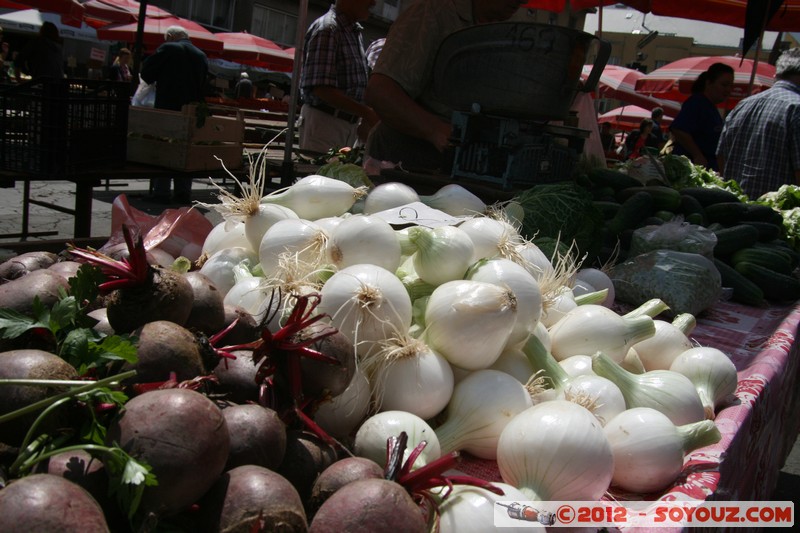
top-left (367, 337), bottom-right (454, 420)
top-left (354, 410), bottom-right (440, 467)
top-left (258, 218), bottom-right (328, 279)
top-left (497, 400), bottom-right (614, 501)
top-left (592, 351), bottom-right (706, 425)
top-left (363, 182), bottom-right (420, 214)
top-left (557, 374), bottom-right (626, 426)
top-left (458, 217), bottom-right (521, 263)
top-left (548, 304), bottom-right (656, 363)
top-left (514, 241), bottom-right (555, 282)
top-left (559, 355), bottom-right (595, 378)
top-left (466, 257), bottom-right (542, 347)
top-left (244, 203), bottom-right (298, 253)
top-left (424, 280), bottom-right (517, 370)
top-left (410, 225), bottom-right (475, 286)
top-left (435, 370), bottom-right (533, 459)
top-left (575, 267), bottom-right (615, 307)
top-left (538, 286), bottom-right (577, 328)
top-left (604, 407), bottom-right (721, 493)
top-left (260, 174), bottom-right (364, 219)
top-left (669, 346), bottom-right (738, 420)
top-left (198, 247), bottom-right (258, 296)
top-left (419, 183), bottom-right (486, 216)
top-left (318, 264), bottom-right (412, 356)
top-left (631, 319), bottom-right (694, 371)
top-left (314, 369), bottom-right (371, 439)
top-left (488, 346), bottom-right (535, 384)
top-left (327, 214), bottom-right (402, 272)
top-left (202, 220), bottom-right (252, 255)
top-left (438, 483), bottom-right (540, 533)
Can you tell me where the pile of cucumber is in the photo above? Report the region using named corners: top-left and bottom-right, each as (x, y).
top-left (585, 168), bottom-right (800, 306)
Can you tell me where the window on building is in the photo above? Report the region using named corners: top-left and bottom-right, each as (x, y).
top-left (252, 5), bottom-right (297, 47)
top-left (654, 60), bottom-right (668, 69)
top-left (154, 1), bottom-right (234, 31)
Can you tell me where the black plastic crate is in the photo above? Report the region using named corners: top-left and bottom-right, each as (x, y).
top-left (0, 78), bottom-right (130, 177)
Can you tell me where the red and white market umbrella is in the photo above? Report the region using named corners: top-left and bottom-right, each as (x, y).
top-left (580, 64), bottom-right (681, 115)
top-left (80, 0), bottom-right (171, 28)
top-left (598, 104), bottom-right (674, 131)
top-left (634, 56), bottom-right (776, 108)
top-left (95, 14), bottom-right (224, 53)
top-left (212, 32), bottom-right (294, 72)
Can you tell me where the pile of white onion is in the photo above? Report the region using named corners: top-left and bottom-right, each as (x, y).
top-left (197, 173), bottom-right (736, 507)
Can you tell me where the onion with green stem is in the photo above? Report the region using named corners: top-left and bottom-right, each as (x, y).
top-left (592, 350), bottom-right (705, 425)
top-left (434, 369), bottom-right (533, 460)
top-left (603, 407), bottom-right (721, 493)
top-left (408, 225), bottom-right (475, 286)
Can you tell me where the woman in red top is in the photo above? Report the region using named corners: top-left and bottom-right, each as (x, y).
top-left (625, 118), bottom-right (655, 159)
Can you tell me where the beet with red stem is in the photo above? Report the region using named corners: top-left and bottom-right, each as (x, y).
top-left (68, 225), bottom-right (194, 333)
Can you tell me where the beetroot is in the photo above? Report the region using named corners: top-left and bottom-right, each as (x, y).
top-left (220, 305), bottom-right (261, 345)
top-left (124, 320), bottom-right (206, 384)
top-left (309, 478), bottom-right (426, 533)
top-left (69, 226), bottom-right (194, 333)
top-left (213, 349), bottom-right (259, 403)
top-left (222, 404), bottom-right (287, 471)
top-left (105, 388), bottom-right (230, 516)
top-left (307, 457), bottom-right (384, 519)
top-left (0, 269), bottom-right (69, 315)
top-left (196, 465), bottom-right (307, 533)
top-left (0, 473), bottom-right (110, 532)
top-left (47, 260), bottom-right (83, 279)
top-left (278, 430), bottom-right (338, 502)
top-left (0, 251), bottom-right (58, 281)
top-left (299, 323), bottom-right (356, 399)
top-left (184, 271), bottom-right (226, 334)
top-left (0, 349), bottom-right (78, 446)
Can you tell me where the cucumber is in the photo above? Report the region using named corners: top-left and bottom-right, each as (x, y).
top-left (606, 191), bottom-right (654, 236)
top-left (734, 261), bottom-right (800, 302)
top-left (713, 258), bottom-right (765, 306)
top-left (730, 247), bottom-right (795, 275)
top-left (705, 202), bottom-right (751, 226)
top-left (593, 201), bottom-right (622, 220)
top-left (740, 204), bottom-right (783, 225)
top-left (680, 194), bottom-right (707, 222)
top-left (588, 168), bottom-right (642, 191)
top-left (616, 186), bottom-right (682, 212)
top-left (680, 186), bottom-right (742, 207)
top-left (740, 221), bottom-right (783, 242)
top-left (753, 241), bottom-right (800, 270)
top-left (713, 224), bottom-right (761, 257)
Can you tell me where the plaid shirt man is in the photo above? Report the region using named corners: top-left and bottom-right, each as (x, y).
top-left (717, 80), bottom-right (800, 199)
top-left (300, 5), bottom-right (369, 106)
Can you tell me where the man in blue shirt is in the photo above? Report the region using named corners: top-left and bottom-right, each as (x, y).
top-left (717, 48), bottom-right (800, 199)
top-left (299, 0), bottom-right (380, 154)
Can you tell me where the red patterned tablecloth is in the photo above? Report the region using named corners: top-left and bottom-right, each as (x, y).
top-left (459, 300), bottom-right (800, 530)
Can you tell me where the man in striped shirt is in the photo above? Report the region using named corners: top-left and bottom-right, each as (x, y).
top-left (299, 0), bottom-right (380, 154)
top-left (717, 48), bottom-right (800, 199)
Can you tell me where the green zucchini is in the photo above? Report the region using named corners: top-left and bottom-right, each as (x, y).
top-left (593, 201), bottom-right (622, 220)
top-left (713, 258), bottom-right (765, 306)
top-left (734, 261), bottom-right (800, 302)
top-left (712, 224), bottom-right (761, 257)
top-left (680, 186), bottom-right (742, 207)
top-left (730, 246), bottom-right (795, 275)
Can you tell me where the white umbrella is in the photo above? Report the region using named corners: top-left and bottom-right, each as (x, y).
top-left (0, 8), bottom-right (97, 43)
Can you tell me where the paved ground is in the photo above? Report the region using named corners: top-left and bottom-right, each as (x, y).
top-left (0, 177), bottom-right (227, 255)
top-left (1, 177), bottom-right (799, 501)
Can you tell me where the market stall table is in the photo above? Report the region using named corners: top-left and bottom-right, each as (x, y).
top-left (458, 298), bottom-right (800, 530)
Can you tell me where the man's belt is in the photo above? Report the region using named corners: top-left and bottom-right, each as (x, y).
top-left (310, 102), bottom-right (360, 124)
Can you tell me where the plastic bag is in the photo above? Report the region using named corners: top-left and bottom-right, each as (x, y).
top-left (610, 250), bottom-right (722, 317)
top-left (629, 219), bottom-right (718, 259)
top-left (131, 77), bottom-right (156, 107)
top-left (99, 194), bottom-right (213, 262)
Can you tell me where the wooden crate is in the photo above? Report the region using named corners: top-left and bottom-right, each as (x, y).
top-left (126, 137), bottom-right (244, 171)
top-left (127, 104), bottom-right (245, 144)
